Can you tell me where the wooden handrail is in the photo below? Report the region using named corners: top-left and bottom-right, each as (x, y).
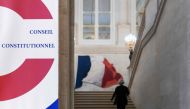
top-left (128, 0), bottom-right (167, 88)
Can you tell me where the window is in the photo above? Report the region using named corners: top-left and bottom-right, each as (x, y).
top-left (83, 0), bottom-right (95, 39)
top-left (79, 0), bottom-right (114, 44)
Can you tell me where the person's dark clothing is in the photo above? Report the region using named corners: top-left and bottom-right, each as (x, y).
top-left (111, 85), bottom-right (130, 109)
top-left (117, 103), bottom-right (126, 109)
top-left (129, 50), bottom-right (133, 61)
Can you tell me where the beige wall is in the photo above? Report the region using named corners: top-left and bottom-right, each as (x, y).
top-left (130, 0), bottom-right (190, 109)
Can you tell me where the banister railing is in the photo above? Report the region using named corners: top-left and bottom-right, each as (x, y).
top-left (128, 0), bottom-right (167, 88)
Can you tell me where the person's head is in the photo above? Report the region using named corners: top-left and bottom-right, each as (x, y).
top-left (130, 49), bottom-right (133, 53)
top-left (119, 79), bottom-right (124, 85)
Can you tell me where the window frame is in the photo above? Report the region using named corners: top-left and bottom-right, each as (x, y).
top-left (78, 0), bottom-right (115, 45)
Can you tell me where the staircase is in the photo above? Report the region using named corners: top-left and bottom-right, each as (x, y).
top-left (74, 91), bottom-right (136, 109)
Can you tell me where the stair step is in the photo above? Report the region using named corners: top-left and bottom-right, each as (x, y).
top-left (75, 105), bottom-right (135, 107)
top-left (75, 100), bottom-right (133, 103)
top-left (75, 102), bottom-right (133, 105)
top-left (74, 107), bottom-right (136, 109)
top-left (74, 91), bottom-right (136, 109)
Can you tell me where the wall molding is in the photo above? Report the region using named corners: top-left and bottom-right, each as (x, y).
top-left (75, 46), bottom-right (129, 54)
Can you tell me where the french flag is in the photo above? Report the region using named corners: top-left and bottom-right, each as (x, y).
top-left (75, 56), bottom-right (123, 88)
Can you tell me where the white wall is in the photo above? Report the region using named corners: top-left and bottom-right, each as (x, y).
top-left (74, 0), bottom-right (136, 46)
top-left (74, 0), bottom-right (136, 91)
